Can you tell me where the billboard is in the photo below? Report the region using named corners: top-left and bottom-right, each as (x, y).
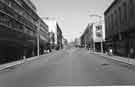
top-left (93, 23), bottom-right (105, 42)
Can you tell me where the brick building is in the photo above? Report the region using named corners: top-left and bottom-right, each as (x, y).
top-left (104, 0), bottom-right (135, 57)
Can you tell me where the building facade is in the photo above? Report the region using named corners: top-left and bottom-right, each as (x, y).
top-left (80, 23), bottom-right (105, 52)
top-left (49, 31), bottom-right (55, 49)
top-left (74, 38), bottom-right (81, 47)
top-left (62, 38), bottom-right (68, 47)
top-left (44, 18), bottom-right (57, 47)
top-left (0, 0), bottom-right (49, 63)
top-left (56, 23), bottom-right (63, 49)
top-left (104, 0), bottom-right (135, 57)
top-left (80, 24), bottom-right (93, 49)
top-left (44, 18), bottom-right (63, 50)
top-left (92, 22), bottom-right (105, 52)
top-left (38, 19), bottom-right (49, 55)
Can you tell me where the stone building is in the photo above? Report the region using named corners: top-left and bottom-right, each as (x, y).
top-left (0, 0), bottom-right (49, 63)
top-left (56, 23), bottom-right (63, 49)
top-left (80, 24), bottom-right (93, 49)
top-left (104, 0), bottom-right (135, 57)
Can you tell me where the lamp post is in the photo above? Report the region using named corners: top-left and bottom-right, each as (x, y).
top-left (89, 14), bottom-right (104, 53)
top-left (37, 20), bottom-right (40, 56)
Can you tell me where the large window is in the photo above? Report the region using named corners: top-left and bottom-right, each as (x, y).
top-left (118, 7), bottom-right (121, 26)
top-left (129, 0), bottom-right (134, 18)
top-left (114, 10), bottom-right (118, 28)
top-left (111, 13), bottom-right (114, 31)
top-left (0, 12), bottom-right (23, 31)
top-left (123, 2), bottom-right (127, 24)
top-left (0, 0), bottom-right (37, 35)
top-left (106, 16), bottom-right (109, 31)
top-left (1, 0), bottom-right (35, 26)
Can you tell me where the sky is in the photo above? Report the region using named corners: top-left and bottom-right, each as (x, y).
top-left (32, 0), bottom-right (114, 42)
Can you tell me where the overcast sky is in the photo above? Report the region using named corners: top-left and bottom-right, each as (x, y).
top-left (32, 0), bottom-right (113, 42)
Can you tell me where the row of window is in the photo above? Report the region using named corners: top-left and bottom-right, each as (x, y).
top-left (13, 0), bottom-right (48, 39)
top-left (106, 0), bottom-right (134, 35)
top-left (0, 12), bottom-right (35, 37)
top-left (23, 0), bottom-right (36, 11)
top-left (40, 31), bottom-right (49, 41)
top-left (0, 0), bottom-right (36, 25)
top-left (0, 0), bottom-right (48, 40)
top-left (0, 12), bottom-right (23, 31)
top-left (40, 24), bottom-right (48, 33)
top-left (14, 0), bottom-right (37, 21)
top-left (0, 1), bottom-right (36, 32)
top-left (39, 20), bottom-right (49, 40)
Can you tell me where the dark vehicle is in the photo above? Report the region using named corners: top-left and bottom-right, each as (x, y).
top-left (55, 46), bottom-right (60, 50)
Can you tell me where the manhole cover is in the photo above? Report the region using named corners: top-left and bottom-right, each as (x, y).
top-left (101, 63), bottom-right (110, 66)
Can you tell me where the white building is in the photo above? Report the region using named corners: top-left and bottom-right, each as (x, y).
top-left (44, 18), bottom-right (57, 44)
top-left (93, 22), bottom-right (105, 43)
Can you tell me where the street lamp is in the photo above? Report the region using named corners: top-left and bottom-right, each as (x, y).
top-left (89, 14), bottom-right (104, 53)
top-left (37, 20), bottom-right (40, 56)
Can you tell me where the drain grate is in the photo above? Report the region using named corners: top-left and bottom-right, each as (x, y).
top-left (101, 63), bottom-right (110, 66)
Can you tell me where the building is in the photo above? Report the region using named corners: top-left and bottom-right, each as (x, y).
top-left (23, 0), bottom-right (37, 12)
top-left (80, 24), bottom-right (93, 49)
top-left (44, 18), bottom-right (63, 50)
top-left (0, 0), bottom-right (49, 63)
top-left (104, 0), bottom-right (135, 57)
top-left (56, 23), bottom-right (63, 49)
top-left (49, 31), bottom-right (55, 49)
top-left (74, 38), bottom-right (81, 47)
top-left (44, 18), bottom-right (57, 47)
top-left (62, 38), bottom-right (68, 47)
top-left (80, 22), bottom-right (105, 52)
top-left (93, 22), bottom-right (105, 52)
top-left (38, 19), bottom-right (49, 55)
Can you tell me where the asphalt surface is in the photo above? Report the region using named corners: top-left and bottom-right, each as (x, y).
top-left (0, 48), bottom-right (135, 86)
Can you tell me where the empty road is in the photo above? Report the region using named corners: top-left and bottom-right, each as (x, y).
top-left (0, 48), bottom-right (135, 86)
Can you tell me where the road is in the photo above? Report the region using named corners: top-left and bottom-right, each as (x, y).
top-left (0, 48), bottom-right (135, 86)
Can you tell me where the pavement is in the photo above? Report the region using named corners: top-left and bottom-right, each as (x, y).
top-left (0, 48), bottom-right (135, 86)
top-left (0, 50), bottom-right (57, 71)
top-left (91, 51), bottom-right (135, 66)
top-left (0, 57), bottom-right (36, 71)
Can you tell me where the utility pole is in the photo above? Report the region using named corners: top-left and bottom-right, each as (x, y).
top-left (37, 20), bottom-right (40, 56)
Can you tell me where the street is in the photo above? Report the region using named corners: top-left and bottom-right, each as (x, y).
top-left (0, 48), bottom-right (135, 86)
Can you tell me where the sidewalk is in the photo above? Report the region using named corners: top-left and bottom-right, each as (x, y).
top-left (0, 56), bottom-right (41, 71)
top-left (0, 50), bottom-right (58, 71)
top-left (91, 52), bottom-right (135, 66)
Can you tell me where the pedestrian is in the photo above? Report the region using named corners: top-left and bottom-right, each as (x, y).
top-left (108, 48), bottom-right (113, 56)
top-left (129, 48), bottom-right (134, 58)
